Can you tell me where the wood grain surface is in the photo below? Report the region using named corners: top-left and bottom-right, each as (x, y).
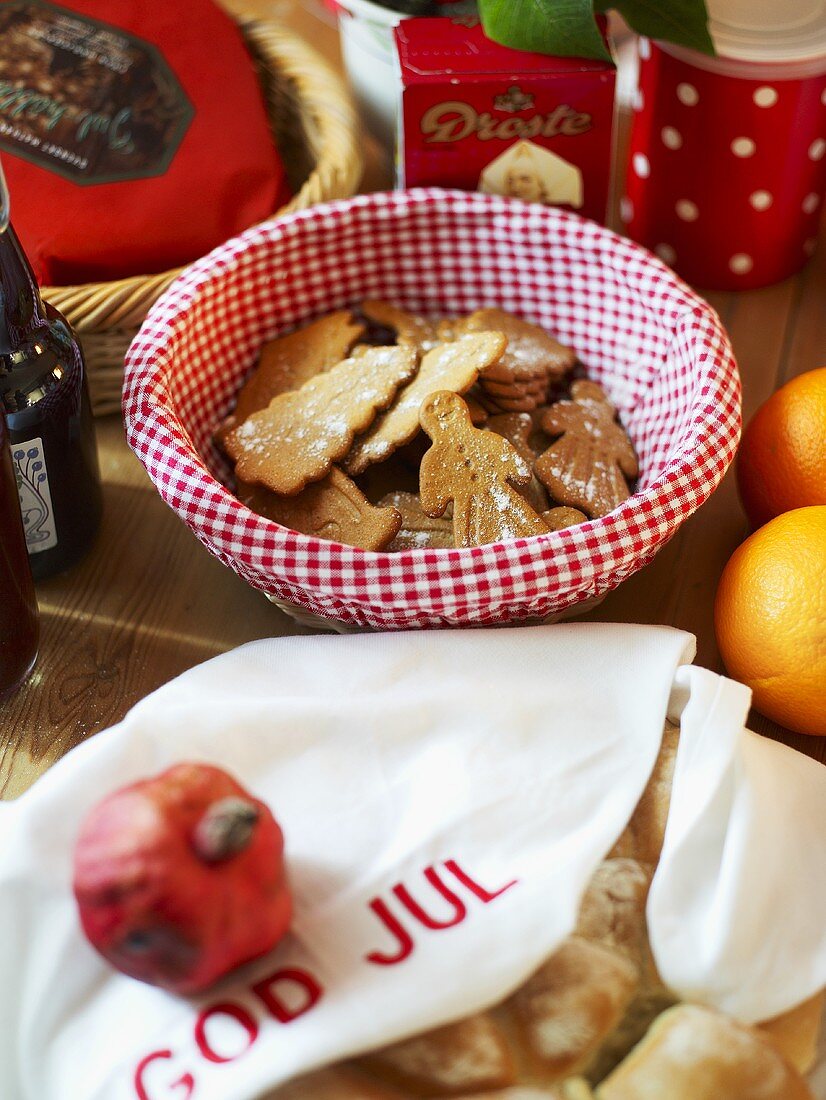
top-left (1, 0), bottom-right (824, 798)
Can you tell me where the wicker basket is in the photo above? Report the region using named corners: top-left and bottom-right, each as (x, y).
top-left (43, 14), bottom-right (364, 416)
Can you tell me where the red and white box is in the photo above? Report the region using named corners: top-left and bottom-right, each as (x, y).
top-left (395, 19), bottom-right (616, 224)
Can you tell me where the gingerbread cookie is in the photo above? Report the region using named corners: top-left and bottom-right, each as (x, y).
top-left (455, 308), bottom-right (577, 411)
top-left (344, 332), bottom-right (506, 476)
top-left (223, 345), bottom-right (417, 495)
top-left (535, 381), bottom-right (639, 518)
top-left (419, 391), bottom-right (549, 547)
top-left (218, 311), bottom-right (365, 440)
top-left (464, 392), bottom-right (490, 425)
top-left (484, 376), bottom-right (551, 404)
top-left (239, 468), bottom-right (402, 551)
top-left (379, 490), bottom-right (454, 551)
top-left (362, 301), bottom-right (443, 353)
top-left (542, 506), bottom-right (588, 531)
top-left (435, 318), bottom-right (458, 344)
top-left (487, 412), bottom-right (549, 513)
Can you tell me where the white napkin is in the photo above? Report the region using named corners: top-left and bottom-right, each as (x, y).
top-left (0, 624), bottom-right (823, 1100)
top-left (651, 664), bottom-right (826, 1020)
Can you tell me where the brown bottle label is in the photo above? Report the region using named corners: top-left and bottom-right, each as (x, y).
top-left (0, 0), bottom-right (193, 185)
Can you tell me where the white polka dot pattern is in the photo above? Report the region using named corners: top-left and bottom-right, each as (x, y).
top-left (802, 193), bottom-right (821, 214)
top-left (750, 191), bottom-right (772, 211)
top-left (809, 139), bottom-right (826, 161)
top-left (122, 191), bottom-right (741, 629)
top-left (731, 137), bottom-right (756, 158)
top-left (675, 200), bottom-right (699, 221)
top-left (753, 87), bottom-right (778, 108)
top-left (729, 253), bottom-right (753, 274)
top-left (633, 153), bottom-right (650, 178)
top-left (662, 126), bottom-right (682, 149)
top-left (676, 83), bottom-right (699, 106)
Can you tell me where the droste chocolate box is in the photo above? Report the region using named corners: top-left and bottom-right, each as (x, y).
top-left (395, 18), bottom-right (616, 222)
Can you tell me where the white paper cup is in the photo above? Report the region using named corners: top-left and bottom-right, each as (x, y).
top-left (335, 0), bottom-right (403, 147)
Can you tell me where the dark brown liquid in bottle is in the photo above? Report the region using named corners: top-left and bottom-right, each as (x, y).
top-left (0, 410), bottom-right (38, 700)
top-left (0, 223), bottom-right (101, 579)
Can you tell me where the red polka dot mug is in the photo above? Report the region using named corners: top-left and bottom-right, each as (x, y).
top-left (623, 35), bottom-right (826, 290)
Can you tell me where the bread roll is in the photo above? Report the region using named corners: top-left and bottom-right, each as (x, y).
top-left (609, 722), bottom-right (679, 863)
top-left (596, 1004), bottom-right (816, 1100)
top-left (757, 990), bottom-right (824, 1074)
top-left (360, 1013), bottom-right (515, 1095)
top-left (270, 1066), bottom-right (403, 1098)
top-left (269, 719), bottom-right (820, 1100)
top-left (510, 937), bottom-right (638, 1079)
top-left (460, 1084), bottom-right (594, 1100)
top-left (574, 859), bottom-right (651, 959)
top-left (572, 857), bottom-right (675, 1082)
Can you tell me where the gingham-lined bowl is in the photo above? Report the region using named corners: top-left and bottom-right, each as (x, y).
top-left (123, 189), bottom-right (740, 630)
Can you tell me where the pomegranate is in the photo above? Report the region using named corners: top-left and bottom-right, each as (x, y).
top-left (73, 762), bottom-right (291, 995)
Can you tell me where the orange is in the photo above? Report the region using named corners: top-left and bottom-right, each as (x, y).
top-left (737, 367), bottom-right (826, 529)
top-left (714, 507), bottom-right (826, 736)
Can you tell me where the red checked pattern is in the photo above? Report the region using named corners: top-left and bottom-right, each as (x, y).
top-left (123, 189), bottom-right (740, 630)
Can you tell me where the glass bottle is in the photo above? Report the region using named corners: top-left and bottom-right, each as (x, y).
top-left (0, 169), bottom-right (102, 579)
top-left (0, 407), bottom-right (38, 700)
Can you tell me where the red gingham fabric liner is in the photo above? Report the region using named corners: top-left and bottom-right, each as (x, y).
top-left (123, 189), bottom-right (740, 629)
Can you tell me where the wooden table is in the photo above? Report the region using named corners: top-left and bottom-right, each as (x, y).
top-left (2, 1), bottom-right (824, 799)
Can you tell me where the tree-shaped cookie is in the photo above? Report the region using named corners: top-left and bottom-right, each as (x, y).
top-left (217, 311), bottom-right (364, 441)
top-left (419, 391), bottom-right (549, 547)
top-left (535, 381), bottom-right (639, 518)
top-left (344, 332), bottom-right (506, 476)
top-left (223, 345), bottom-right (417, 495)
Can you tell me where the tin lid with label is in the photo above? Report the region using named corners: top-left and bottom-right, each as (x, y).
top-left (707, 0), bottom-right (826, 65)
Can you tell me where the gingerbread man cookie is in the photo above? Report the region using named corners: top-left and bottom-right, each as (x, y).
top-left (419, 391), bottom-right (549, 547)
top-left (223, 345), bottom-right (417, 495)
top-left (535, 381), bottom-right (639, 518)
top-left (378, 491), bottom-right (454, 551)
top-left (239, 468), bottom-right (402, 551)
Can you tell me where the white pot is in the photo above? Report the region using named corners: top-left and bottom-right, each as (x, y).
top-left (336, 0), bottom-right (404, 149)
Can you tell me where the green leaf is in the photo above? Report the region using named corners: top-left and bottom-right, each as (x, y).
top-left (596, 0), bottom-right (715, 55)
top-left (479, 0), bottom-right (613, 62)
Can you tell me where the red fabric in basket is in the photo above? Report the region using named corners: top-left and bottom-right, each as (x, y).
top-left (123, 189), bottom-right (740, 630)
top-left (1, 0), bottom-right (287, 285)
